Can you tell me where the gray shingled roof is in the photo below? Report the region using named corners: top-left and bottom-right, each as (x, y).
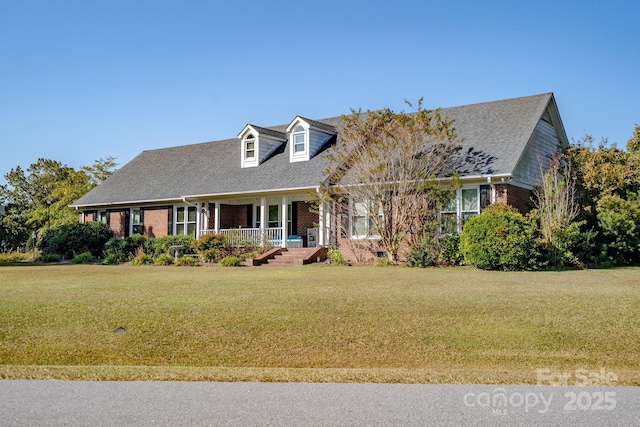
top-left (297, 116), bottom-right (337, 133)
top-left (243, 124), bottom-right (287, 140)
top-left (72, 93), bottom-right (556, 208)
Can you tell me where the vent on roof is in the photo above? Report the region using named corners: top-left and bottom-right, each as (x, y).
top-left (541, 108), bottom-right (553, 126)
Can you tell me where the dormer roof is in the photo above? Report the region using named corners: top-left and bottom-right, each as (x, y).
top-left (237, 124), bottom-right (287, 141)
top-left (286, 116), bottom-right (336, 134)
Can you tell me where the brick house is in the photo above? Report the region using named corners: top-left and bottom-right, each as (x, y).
top-left (71, 93), bottom-right (568, 260)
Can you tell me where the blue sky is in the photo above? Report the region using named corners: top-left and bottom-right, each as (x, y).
top-left (1, 0), bottom-right (638, 186)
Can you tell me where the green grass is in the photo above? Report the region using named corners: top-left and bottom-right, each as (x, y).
top-left (0, 264), bottom-right (639, 384)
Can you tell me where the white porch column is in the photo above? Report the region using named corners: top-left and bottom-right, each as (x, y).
top-left (195, 202), bottom-right (201, 237)
top-left (203, 202), bottom-right (210, 234)
top-left (330, 199), bottom-right (337, 246)
top-left (214, 202), bottom-right (220, 233)
top-left (281, 195), bottom-right (288, 248)
top-left (318, 202), bottom-right (326, 247)
top-left (260, 197), bottom-right (266, 246)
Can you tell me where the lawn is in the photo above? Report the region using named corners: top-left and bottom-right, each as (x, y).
top-left (0, 264), bottom-right (639, 384)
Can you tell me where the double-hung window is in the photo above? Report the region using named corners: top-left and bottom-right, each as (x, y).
top-left (132, 209), bottom-right (143, 234)
top-left (440, 198), bottom-right (458, 235)
top-left (245, 134), bottom-right (256, 159)
top-left (461, 188), bottom-right (479, 225)
top-left (176, 206), bottom-right (197, 237)
top-left (349, 199), bottom-right (382, 239)
top-left (439, 188), bottom-right (480, 233)
top-left (256, 204), bottom-right (292, 234)
top-left (293, 125), bottom-right (306, 154)
top-left (268, 205), bottom-right (279, 228)
top-left (97, 210), bottom-right (108, 224)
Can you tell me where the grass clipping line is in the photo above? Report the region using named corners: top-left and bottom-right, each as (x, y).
top-left (2, 366), bottom-right (639, 385)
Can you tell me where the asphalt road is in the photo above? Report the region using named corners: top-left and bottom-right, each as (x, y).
top-left (0, 381), bottom-right (638, 426)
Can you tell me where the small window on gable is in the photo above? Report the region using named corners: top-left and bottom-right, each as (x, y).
top-left (293, 125), bottom-right (306, 154)
top-left (245, 134), bottom-right (256, 159)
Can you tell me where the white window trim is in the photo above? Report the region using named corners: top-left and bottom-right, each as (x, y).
top-left (254, 203), bottom-right (293, 232)
top-left (293, 125), bottom-right (307, 155)
top-left (174, 205), bottom-right (197, 236)
top-left (439, 187), bottom-right (480, 233)
top-left (243, 134), bottom-right (257, 162)
top-left (289, 122), bottom-right (309, 162)
top-left (97, 210), bottom-right (108, 224)
top-left (348, 198), bottom-right (382, 240)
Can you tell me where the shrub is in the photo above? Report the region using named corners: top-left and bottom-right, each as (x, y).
top-left (375, 258), bottom-right (396, 267)
top-left (219, 255), bottom-right (244, 267)
top-left (130, 248), bottom-right (153, 266)
top-left (40, 253), bottom-right (61, 263)
top-left (149, 235), bottom-right (195, 257)
top-left (535, 220), bottom-right (601, 269)
top-left (153, 254), bottom-right (174, 266)
top-left (101, 253), bottom-right (127, 265)
top-left (104, 237), bottom-right (126, 256)
top-left (0, 252), bottom-right (34, 263)
top-left (39, 222), bottom-right (114, 258)
top-left (460, 204), bottom-right (539, 271)
top-left (70, 252), bottom-right (96, 264)
top-left (191, 233), bottom-right (226, 252)
top-left (406, 242), bottom-right (437, 268)
top-left (240, 250), bottom-right (262, 260)
top-left (327, 247), bottom-right (345, 265)
top-left (175, 256), bottom-right (199, 266)
top-left (124, 234), bottom-right (149, 256)
top-left (439, 233), bottom-right (463, 265)
top-left (596, 193), bottom-right (640, 265)
top-left (198, 249), bottom-right (218, 263)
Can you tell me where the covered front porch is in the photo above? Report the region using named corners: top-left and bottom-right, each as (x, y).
top-left (192, 193), bottom-right (331, 248)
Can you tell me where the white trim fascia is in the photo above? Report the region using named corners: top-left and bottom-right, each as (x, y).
top-left (237, 124), bottom-right (256, 139)
top-left (548, 94), bottom-right (570, 148)
top-left (181, 185), bottom-right (320, 200)
top-left (71, 175), bottom-right (518, 209)
top-left (504, 179), bottom-right (534, 190)
top-left (238, 124), bottom-right (287, 141)
top-left (69, 198), bottom-right (185, 209)
top-left (181, 197), bottom-right (198, 206)
top-left (287, 116), bottom-right (335, 136)
top-left (286, 116), bottom-right (305, 133)
top-left (450, 173), bottom-right (513, 182)
top-left (329, 173), bottom-right (514, 191)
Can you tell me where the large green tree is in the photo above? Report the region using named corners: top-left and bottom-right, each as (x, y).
top-left (0, 157), bottom-right (117, 251)
top-left (627, 124), bottom-right (640, 155)
top-left (567, 133), bottom-right (640, 265)
top-left (569, 135), bottom-right (640, 212)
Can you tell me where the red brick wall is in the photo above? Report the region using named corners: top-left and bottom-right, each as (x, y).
top-left (494, 184), bottom-right (533, 214)
top-left (296, 201), bottom-right (318, 236)
top-left (108, 210), bottom-right (128, 238)
top-left (142, 207), bottom-right (169, 238)
top-left (237, 205), bottom-right (250, 228)
top-left (336, 234), bottom-right (388, 263)
top-left (80, 211), bottom-right (94, 223)
top-left (219, 205), bottom-right (234, 229)
top-left (220, 204), bottom-right (251, 228)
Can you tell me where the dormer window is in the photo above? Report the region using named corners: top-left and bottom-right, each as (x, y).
top-left (293, 126), bottom-right (306, 153)
top-left (287, 116), bottom-right (336, 163)
top-left (238, 124), bottom-right (287, 168)
top-left (245, 134), bottom-right (256, 159)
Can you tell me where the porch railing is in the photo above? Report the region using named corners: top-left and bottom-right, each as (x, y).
top-left (199, 227), bottom-right (283, 247)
